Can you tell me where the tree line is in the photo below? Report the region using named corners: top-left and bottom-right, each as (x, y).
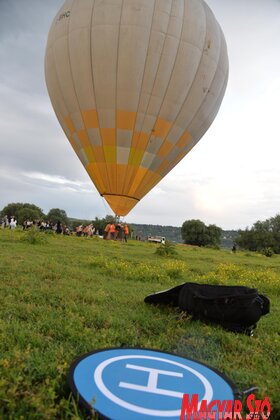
top-left (0, 203), bottom-right (69, 226)
top-left (181, 216), bottom-right (280, 256)
top-left (235, 215), bottom-right (280, 255)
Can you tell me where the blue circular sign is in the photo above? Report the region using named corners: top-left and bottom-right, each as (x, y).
top-left (68, 348), bottom-right (237, 419)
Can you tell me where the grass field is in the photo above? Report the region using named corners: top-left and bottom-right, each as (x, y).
top-left (0, 228), bottom-right (279, 419)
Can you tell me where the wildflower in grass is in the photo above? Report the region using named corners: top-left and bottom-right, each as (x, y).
top-left (163, 260), bottom-right (187, 279)
top-left (198, 263), bottom-right (280, 294)
top-left (89, 257), bottom-right (188, 282)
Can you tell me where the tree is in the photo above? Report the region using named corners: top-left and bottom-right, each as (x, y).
top-left (46, 208), bottom-right (68, 225)
top-left (181, 219), bottom-right (222, 247)
top-left (17, 208), bottom-right (43, 225)
top-left (207, 224), bottom-right (223, 247)
top-left (236, 214), bottom-right (280, 254)
top-left (236, 220), bottom-right (273, 252)
top-left (235, 229), bottom-right (257, 252)
top-left (268, 215), bottom-right (280, 254)
top-left (181, 219), bottom-right (207, 246)
top-left (69, 218), bottom-right (91, 230)
top-left (1, 203), bottom-right (44, 224)
top-left (92, 215), bottom-right (116, 232)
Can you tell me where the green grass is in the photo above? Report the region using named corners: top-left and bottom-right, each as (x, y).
top-left (0, 229), bottom-right (279, 419)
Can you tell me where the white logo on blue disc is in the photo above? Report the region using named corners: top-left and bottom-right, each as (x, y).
top-left (70, 348), bottom-right (234, 420)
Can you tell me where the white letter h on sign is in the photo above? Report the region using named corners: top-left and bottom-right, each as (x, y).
top-left (119, 364), bottom-right (184, 398)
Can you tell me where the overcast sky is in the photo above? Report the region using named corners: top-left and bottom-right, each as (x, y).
top-left (0, 0), bottom-right (280, 229)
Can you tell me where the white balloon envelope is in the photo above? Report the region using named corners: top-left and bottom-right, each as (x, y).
top-left (45, 0), bottom-right (229, 216)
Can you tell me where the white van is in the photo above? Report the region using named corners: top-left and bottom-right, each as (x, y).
top-left (147, 236), bottom-right (166, 244)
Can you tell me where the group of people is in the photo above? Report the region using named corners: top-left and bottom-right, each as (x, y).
top-left (75, 222), bottom-right (130, 242)
top-left (22, 219), bottom-right (70, 235)
top-left (1, 215), bottom-right (130, 242)
top-left (1, 215), bottom-right (17, 229)
top-left (75, 223), bottom-right (97, 237)
top-left (103, 222), bottom-right (129, 242)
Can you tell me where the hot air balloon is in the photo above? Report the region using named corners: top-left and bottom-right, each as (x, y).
top-left (45, 0), bottom-right (228, 216)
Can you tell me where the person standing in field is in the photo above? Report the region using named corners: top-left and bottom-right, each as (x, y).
top-left (56, 221), bottom-right (62, 234)
top-left (109, 223), bottom-right (116, 240)
top-left (124, 224), bottom-right (129, 242)
top-left (103, 223), bottom-right (110, 239)
top-left (10, 217), bottom-right (17, 229)
top-left (118, 223), bottom-right (124, 241)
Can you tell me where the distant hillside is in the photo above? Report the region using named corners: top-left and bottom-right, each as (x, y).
top-left (130, 223), bottom-right (238, 249)
top-left (130, 224), bottom-right (182, 243)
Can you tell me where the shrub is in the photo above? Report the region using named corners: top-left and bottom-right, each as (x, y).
top-left (261, 247), bottom-right (274, 257)
top-left (21, 228), bottom-right (47, 245)
top-left (155, 240), bottom-right (178, 257)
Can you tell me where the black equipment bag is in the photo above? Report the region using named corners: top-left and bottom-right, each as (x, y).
top-left (144, 283), bottom-right (270, 334)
